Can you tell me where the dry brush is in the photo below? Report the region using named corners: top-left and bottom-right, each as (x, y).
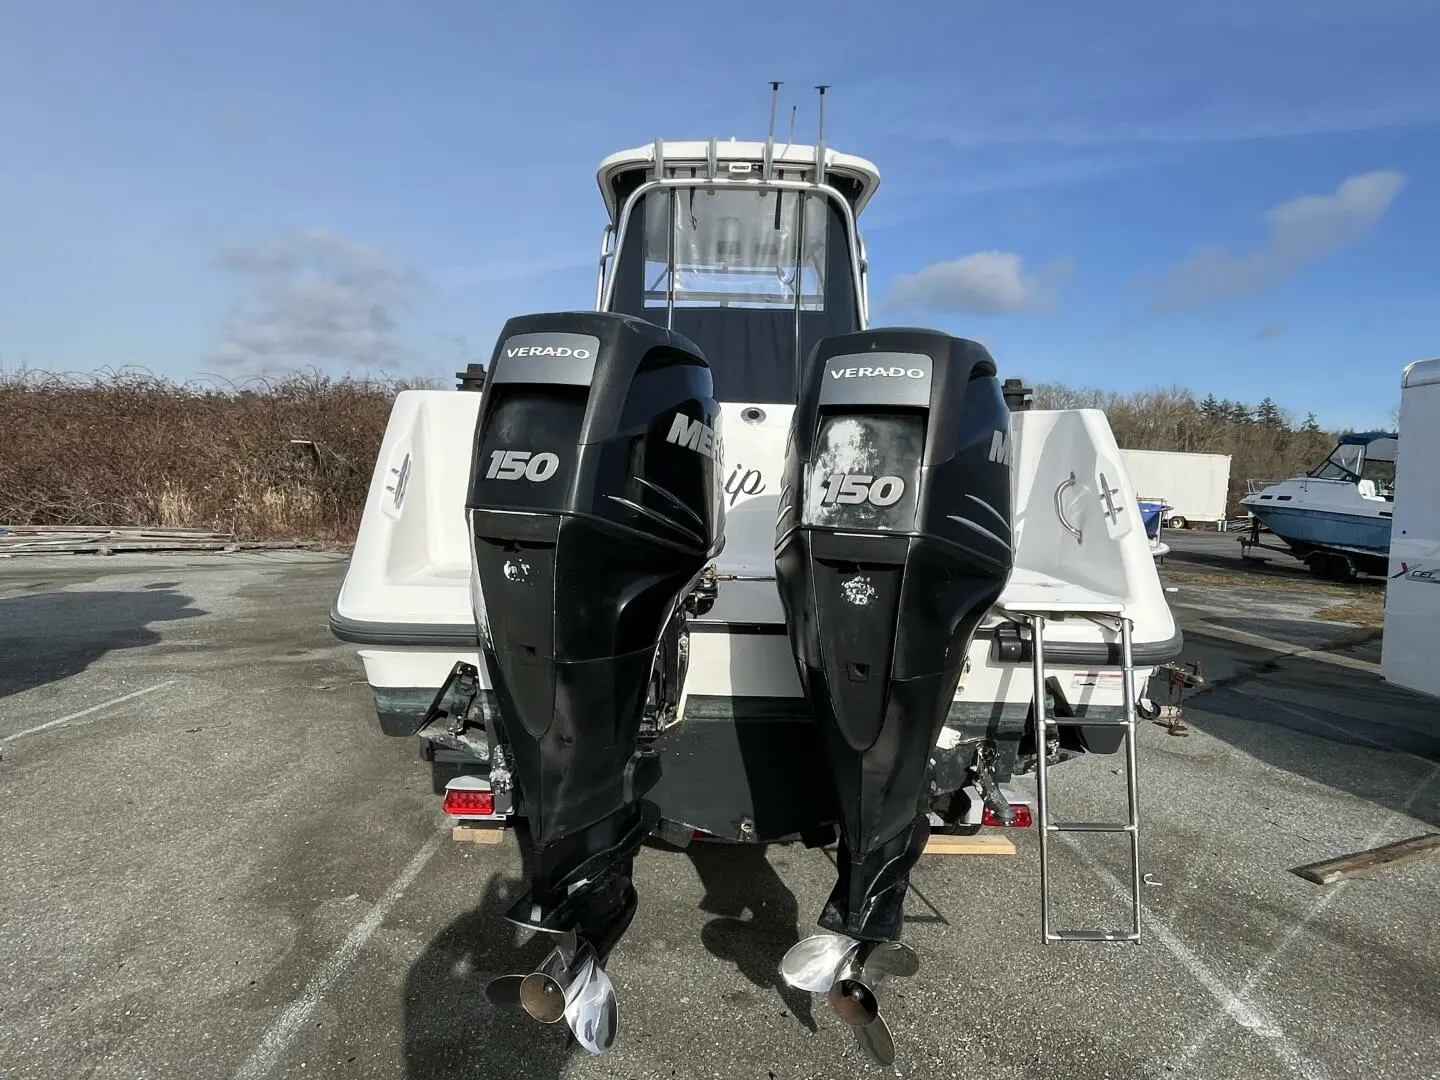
top-left (1, 370), bottom-right (1344, 540)
top-left (0, 368), bottom-right (410, 540)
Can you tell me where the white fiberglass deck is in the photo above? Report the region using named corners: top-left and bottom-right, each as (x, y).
top-left (998, 568), bottom-right (1127, 614)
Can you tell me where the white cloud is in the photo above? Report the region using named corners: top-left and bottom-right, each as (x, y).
top-left (1149, 170), bottom-right (1407, 312)
top-left (213, 227), bottom-right (423, 369)
top-left (887, 251), bottom-right (1067, 315)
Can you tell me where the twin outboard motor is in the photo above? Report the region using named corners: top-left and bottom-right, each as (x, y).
top-left (467, 311), bottom-right (724, 1050)
top-left (775, 329), bottom-right (1015, 1060)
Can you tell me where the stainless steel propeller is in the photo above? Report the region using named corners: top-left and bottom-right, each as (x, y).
top-left (484, 929), bottom-right (619, 1054)
top-left (863, 940), bottom-right (920, 979)
top-left (483, 973), bottom-right (527, 1012)
top-left (564, 954), bottom-right (619, 1054)
top-left (779, 933), bottom-right (862, 992)
top-left (519, 937), bottom-right (580, 1023)
top-left (854, 1013), bottom-right (896, 1066)
top-left (779, 933), bottom-right (918, 1066)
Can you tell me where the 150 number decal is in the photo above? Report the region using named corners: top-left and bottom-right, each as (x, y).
top-left (486, 449), bottom-right (560, 482)
top-left (818, 472), bottom-right (906, 507)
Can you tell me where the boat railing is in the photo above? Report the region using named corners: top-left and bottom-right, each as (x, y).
top-left (1244, 478), bottom-right (1283, 494)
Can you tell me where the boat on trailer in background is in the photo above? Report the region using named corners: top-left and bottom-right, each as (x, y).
top-left (1240, 431), bottom-right (1397, 580)
top-left (330, 84), bottom-right (1181, 1065)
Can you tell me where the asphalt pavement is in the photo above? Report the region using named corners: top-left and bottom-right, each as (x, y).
top-left (1, 545), bottom-right (1436, 1080)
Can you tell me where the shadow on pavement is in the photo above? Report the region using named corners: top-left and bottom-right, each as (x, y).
top-left (0, 588), bottom-right (204, 699)
top-left (1175, 647), bottom-right (1440, 828)
top-left (688, 841), bottom-right (817, 1031)
top-left (402, 855), bottom-right (573, 1079)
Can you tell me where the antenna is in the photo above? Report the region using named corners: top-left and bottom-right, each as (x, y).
top-left (763, 80), bottom-right (782, 181)
top-left (784, 105), bottom-right (797, 150)
top-left (814, 84), bottom-right (830, 185)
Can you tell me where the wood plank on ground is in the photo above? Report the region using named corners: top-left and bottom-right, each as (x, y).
top-left (923, 832), bottom-right (1016, 856)
top-left (452, 822), bottom-right (507, 845)
top-left (0, 539), bottom-right (317, 556)
top-left (1293, 833), bottom-right (1440, 885)
top-left (0, 525), bottom-right (228, 537)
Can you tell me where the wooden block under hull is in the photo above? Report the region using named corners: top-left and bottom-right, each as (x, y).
top-left (450, 822), bottom-right (1013, 853)
top-left (923, 833), bottom-right (1016, 856)
top-left (452, 822), bottom-right (507, 845)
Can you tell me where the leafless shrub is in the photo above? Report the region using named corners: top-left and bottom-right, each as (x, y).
top-left (0, 365), bottom-right (410, 540)
top-left (0, 364), bottom-right (1349, 539)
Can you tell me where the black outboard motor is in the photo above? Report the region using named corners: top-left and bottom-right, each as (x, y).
top-left (467, 310), bottom-right (724, 1050)
top-left (775, 329), bottom-right (1014, 1062)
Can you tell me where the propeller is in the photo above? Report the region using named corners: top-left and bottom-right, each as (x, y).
top-left (564, 954), bottom-right (619, 1054)
top-left (779, 933), bottom-right (918, 1066)
top-left (854, 1012), bottom-right (896, 1066)
top-left (483, 974), bottom-right (527, 1012)
top-left (779, 932), bottom-right (861, 992)
top-left (484, 929), bottom-right (619, 1054)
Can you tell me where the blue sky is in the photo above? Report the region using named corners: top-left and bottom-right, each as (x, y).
top-left (2, 0), bottom-right (1436, 429)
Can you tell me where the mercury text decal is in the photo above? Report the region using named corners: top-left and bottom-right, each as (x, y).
top-left (666, 413), bottom-right (720, 461)
top-left (988, 429), bottom-right (1013, 467)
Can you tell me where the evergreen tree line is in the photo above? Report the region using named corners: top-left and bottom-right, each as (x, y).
top-left (1032, 384), bottom-right (1342, 518)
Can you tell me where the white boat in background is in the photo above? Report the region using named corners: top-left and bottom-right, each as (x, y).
top-left (329, 85), bottom-right (1182, 1065)
top-left (1241, 432), bottom-right (1397, 578)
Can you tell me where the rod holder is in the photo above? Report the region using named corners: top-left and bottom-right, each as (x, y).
top-left (763, 80), bottom-right (782, 181)
top-left (814, 84), bottom-right (830, 185)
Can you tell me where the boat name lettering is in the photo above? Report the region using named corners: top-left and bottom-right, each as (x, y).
top-left (725, 464), bottom-right (764, 506)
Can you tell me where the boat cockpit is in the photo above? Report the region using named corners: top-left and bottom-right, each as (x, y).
top-left (592, 138), bottom-right (878, 403)
top-left (1307, 431), bottom-right (1398, 500)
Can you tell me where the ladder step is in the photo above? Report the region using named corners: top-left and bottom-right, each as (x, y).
top-left (1046, 929), bottom-right (1141, 943)
top-left (1048, 821), bottom-right (1135, 833)
top-left (1030, 612), bottom-right (1144, 948)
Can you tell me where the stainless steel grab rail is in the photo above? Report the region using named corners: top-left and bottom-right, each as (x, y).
top-left (1055, 472), bottom-right (1083, 544)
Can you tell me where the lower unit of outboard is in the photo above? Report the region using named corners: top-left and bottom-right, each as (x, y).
top-left (466, 310), bottom-right (723, 1051)
top-left (774, 328), bottom-right (1015, 1063)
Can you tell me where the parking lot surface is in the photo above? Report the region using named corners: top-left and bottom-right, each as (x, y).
top-left (1, 543), bottom-right (1437, 1079)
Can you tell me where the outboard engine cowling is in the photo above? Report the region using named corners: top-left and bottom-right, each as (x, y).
top-left (467, 310), bottom-right (724, 1047)
top-left (775, 328), bottom-right (1014, 943)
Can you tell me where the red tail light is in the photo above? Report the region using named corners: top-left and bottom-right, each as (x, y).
top-left (983, 803), bottom-right (1033, 828)
top-left (443, 788), bottom-right (496, 816)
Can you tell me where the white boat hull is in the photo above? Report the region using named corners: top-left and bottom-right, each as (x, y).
top-left (332, 390), bottom-right (1181, 780)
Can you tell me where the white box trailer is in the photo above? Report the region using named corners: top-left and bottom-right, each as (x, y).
top-left (1118, 449), bottom-right (1232, 529)
top-left (1382, 357), bottom-right (1440, 701)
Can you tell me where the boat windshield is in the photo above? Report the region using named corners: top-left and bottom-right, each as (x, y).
top-left (1309, 436), bottom-right (1397, 496)
top-left (607, 184), bottom-right (861, 403)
